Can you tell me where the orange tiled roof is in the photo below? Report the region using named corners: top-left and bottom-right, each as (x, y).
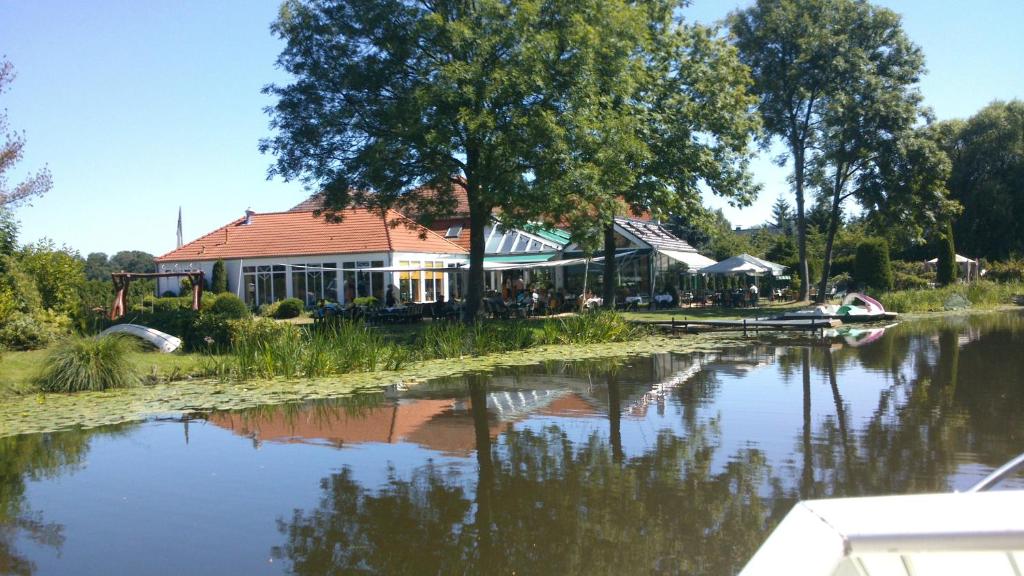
top-left (156, 208), bottom-right (467, 262)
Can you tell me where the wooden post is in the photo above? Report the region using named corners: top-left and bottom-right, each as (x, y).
top-left (671, 316), bottom-right (676, 336)
top-left (743, 318), bottom-right (747, 337)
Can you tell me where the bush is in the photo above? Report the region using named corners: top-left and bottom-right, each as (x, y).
top-left (881, 280), bottom-right (1024, 313)
top-left (37, 334), bottom-right (140, 393)
top-left (0, 311), bottom-right (61, 350)
top-left (986, 258), bottom-right (1024, 283)
top-left (208, 293), bottom-right (249, 319)
top-left (274, 298), bottom-right (304, 319)
top-left (893, 272), bottom-right (929, 291)
top-left (352, 296), bottom-right (379, 307)
top-left (854, 238), bottom-right (893, 292)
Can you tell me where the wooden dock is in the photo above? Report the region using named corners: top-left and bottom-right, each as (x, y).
top-left (642, 317), bottom-right (842, 336)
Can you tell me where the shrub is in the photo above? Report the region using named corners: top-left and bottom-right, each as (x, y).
top-left (352, 296), bottom-right (379, 307)
top-left (936, 224), bottom-right (957, 286)
top-left (208, 293), bottom-right (249, 319)
top-left (893, 272), bottom-right (929, 291)
top-left (211, 259), bottom-right (228, 293)
top-left (0, 311), bottom-right (61, 350)
top-left (986, 258), bottom-right (1024, 283)
top-left (272, 298), bottom-right (304, 319)
top-left (37, 334), bottom-right (140, 392)
top-left (881, 280), bottom-right (1023, 313)
top-left (854, 238), bottom-right (893, 292)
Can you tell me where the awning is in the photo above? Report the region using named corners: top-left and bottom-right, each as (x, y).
top-left (484, 253), bottom-right (558, 264)
top-left (358, 251), bottom-right (637, 273)
top-left (699, 253), bottom-right (787, 276)
top-left (657, 249), bottom-right (716, 271)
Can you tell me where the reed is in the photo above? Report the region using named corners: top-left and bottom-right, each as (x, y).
top-left (37, 335), bottom-right (141, 393)
top-left (540, 311), bottom-right (643, 345)
top-left (880, 280), bottom-right (1024, 313)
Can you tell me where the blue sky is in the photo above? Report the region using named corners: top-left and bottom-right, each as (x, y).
top-left (2, 0), bottom-right (1022, 257)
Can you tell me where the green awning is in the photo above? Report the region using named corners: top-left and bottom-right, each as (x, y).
top-left (484, 253), bottom-right (559, 264)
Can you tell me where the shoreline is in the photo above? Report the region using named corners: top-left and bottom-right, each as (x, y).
top-left (3, 305), bottom-right (1019, 439)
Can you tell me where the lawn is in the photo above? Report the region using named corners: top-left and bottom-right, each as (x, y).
top-left (0, 348), bottom-right (208, 397)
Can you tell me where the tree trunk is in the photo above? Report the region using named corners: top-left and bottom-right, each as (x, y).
top-left (801, 347), bottom-right (813, 498)
top-left (816, 184), bottom-right (844, 304)
top-left (793, 146), bottom-right (811, 301)
top-left (602, 223), bottom-right (617, 310)
top-left (607, 371), bottom-right (623, 464)
top-left (463, 148), bottom-right (488, 323)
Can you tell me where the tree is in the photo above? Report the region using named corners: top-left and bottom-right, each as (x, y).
top-left (84, 252), bottom-right (113, 281)
top-left (18, 240), bottom-right (85, 315)
top-left (934, 101), bottom-right (1024, 260)
top-left (0, 58), bottom-right (52, 208)
top-left (730, 0), bottom-right (858, 301)
top-left (587, 14), bottom-right (759, 309)
top-left (770, 194), bottom-right (792, 236)
top-left (263, 0), bottom-right (669, 322)
top-left (936, 223), bottom-right (957, 285)
top-left (109, 250), bottom-right (155, 273)
top-left (211, 259), bottom-right (227, 293)
top-left (807, 0), bottom-right (929, 302)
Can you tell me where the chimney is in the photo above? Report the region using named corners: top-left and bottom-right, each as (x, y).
top-left (244, 208), bottom-right (255, 225)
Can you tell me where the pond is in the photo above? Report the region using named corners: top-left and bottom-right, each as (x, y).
top-left (2, 312), bottom-right (1023, 575)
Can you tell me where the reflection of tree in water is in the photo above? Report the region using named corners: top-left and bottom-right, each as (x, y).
top-left (792, 313), bottom-right (1024, 499)
top-left (274, 377), bottom-right (783, 575)
top-left (0, 424), bottom-right (133, 575)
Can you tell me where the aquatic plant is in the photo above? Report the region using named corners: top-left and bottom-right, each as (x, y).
top-left (880, 280), bottom-right (1024, 313)
top-left (540, 311), bottom-right (644, 345)
top-left (37, 334), bottom-right (141, 393)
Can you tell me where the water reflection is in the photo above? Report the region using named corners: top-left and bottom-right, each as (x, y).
top-left (0, 312), bottom-right (1021, 574)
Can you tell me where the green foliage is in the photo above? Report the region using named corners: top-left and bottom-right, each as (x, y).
top-left (937, 101), bottom-right (1024, 260)
top-left (936, 223), bottom-right (958, 286)
top-left (881, 280), bottom-right (1024, 313)
top-left (211, 259), bottom-right (227, 293)
top-left (986, 259), bottom-right (1024, 283)
top-left (890, 260), bottom-right (933, 291)
top-left (854, 239), bottom-right (893, 292)
top-left (37, 335), bottom-right (140, 393)
top-left (208, 293), bottom-right (249, 319)
top-left (17, 239), bottom-right (85, 315)
top-left (540, 312), bottom-right (643, 346)
top-left (274, 298), bottom-right (304, 319)
top-left (0, 206), bottom-right (18, 256)
top-left (84, 252), bottom-right (113, 280)
top-left (0, 311), bottom-right (62, 351)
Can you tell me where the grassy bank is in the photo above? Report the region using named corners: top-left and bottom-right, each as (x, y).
top-left (0, 332), bottom-right (748, 438)
top-left (880, 280), bottom-right (1024, 313)
top-left (621, 301), bottom-right (805, 323)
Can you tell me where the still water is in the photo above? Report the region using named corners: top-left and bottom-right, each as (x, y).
top-left (2, 312), bottom-right (1023, 575)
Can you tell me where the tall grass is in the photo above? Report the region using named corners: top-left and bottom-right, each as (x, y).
top-left (37, 335), bottom-right (141, 393)
top-left (203, 312), bottom-right (645, 382)
top-left (539, 311), bottom-right (644, 345)
top-left (880, 280), bottom-right (1024, 313)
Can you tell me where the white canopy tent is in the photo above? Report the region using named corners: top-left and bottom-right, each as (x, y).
top-left (657, 249), bottom-right (717, 271)
top-left (926, 254), bottom-right (980, 280)
top-left (699, 254), bottom-right (787, 276)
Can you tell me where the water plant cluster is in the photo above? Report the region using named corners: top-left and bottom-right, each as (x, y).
top-left (880, 280), bottom-right (1024, 313)
top-left (36, 334), bottom-right (141, 393)
top-left (203, 312), bottom-right (644, 382)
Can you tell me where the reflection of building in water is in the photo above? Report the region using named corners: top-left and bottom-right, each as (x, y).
top-left (206, 351), bottom-right (774, 455)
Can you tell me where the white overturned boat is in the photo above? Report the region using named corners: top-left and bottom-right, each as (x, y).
top-left (780, 292), bottom-right (898, 323)
top-left (741, 454), bottom-right (1024, 575)
top-left (99, 324), bottom-right (182, 353)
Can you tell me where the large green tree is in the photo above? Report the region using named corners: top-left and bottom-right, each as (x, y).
top-left (729, 0), bottom-right (862, 301)
top-left (931, 101), bottom-right (1024, 260)
top-left (0, 59), bottom-right (51, 208)
top-left (806, 0), bottom-right (931, 302)
top-left (263, 0), bottom-right (668, 321)
top-left (582, 13), bottom-right (759, 308)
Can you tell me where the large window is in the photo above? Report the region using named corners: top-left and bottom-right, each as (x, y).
top-left (243, 265), bottom-right (286, 307)
top-left (341, 261), bottom-right (383, 303)
top-left (292, 263), bottom-right (337, 306)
